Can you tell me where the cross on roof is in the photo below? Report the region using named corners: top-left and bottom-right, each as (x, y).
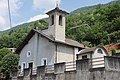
top-left (56, 0), bottom-right (59, 8)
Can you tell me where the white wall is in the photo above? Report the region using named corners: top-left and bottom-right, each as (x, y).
top-left (92, 48), bottom-right (107, 58)
top-left (74, 48), bottom-right (79, 61)
top-left (19, 32), bottom-right (78, 70)
top-left (19, 34), bottom-right (36, 68)
top-left (19, 33), bottom-right (55, 69)
top-left (78, 53), bottom-right (91, 60)
top-left (57, 44), bottom-right (74, 63)
top-left (54, 12), bottom-right (65, 42)
top-left (36, 33), bottom-right (55, 66)
top-left (42, 12), bottom-right (66, 42)
top-left (92, 48), bottom-right (107, 68)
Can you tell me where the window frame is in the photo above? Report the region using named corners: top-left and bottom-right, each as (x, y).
top-left (82, 55), bottom-right (87, 59)
top-left (59, 15), bottom-right (62, 26)
top-left (41, 58), bottom-right (47, 66)
top-left (27, 51), bottom-right (31, 57)
top-left (51, 15), bottom-right (54, 26)
top-left (97, 49), bottom-right (103, 54)
top-left (21, 62), bottom-right (26, 70)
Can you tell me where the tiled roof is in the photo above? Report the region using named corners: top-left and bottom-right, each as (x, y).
top-left (46, 7), bottom-right (69, 15)
top-left (79, 47), bottom-right (95, 54)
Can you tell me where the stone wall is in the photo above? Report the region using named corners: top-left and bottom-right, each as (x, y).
top-left (12, 57), bottom-right (120, 80)
top-left (105, 56), bottom-right (120, 71)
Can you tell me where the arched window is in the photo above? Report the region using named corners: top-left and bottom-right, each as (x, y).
top-left (97, 49), bottom-right (103, 54)
top-left (59, 15), bottom-right (62, 26)
top-left (51, 15), bottom-right (54, 25)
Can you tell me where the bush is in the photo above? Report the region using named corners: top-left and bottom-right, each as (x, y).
top-left (111, 48), bottom-right (116, 55)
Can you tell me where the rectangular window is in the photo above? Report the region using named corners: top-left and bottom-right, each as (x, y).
top-left (82, 55), bottom-right (87, 59)
top-left (28, 62), bottom-right (33, 68)
top-left (41, 58), bottom-right (47, 66)
top-left (21, 62), bottom-right (26, 70)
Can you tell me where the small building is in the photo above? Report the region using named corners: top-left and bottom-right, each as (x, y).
top-left (8, 48), bottom-right (16, 53)
top-left (77, 46), bottom-right (109, 68)
top-left (105, 43), bottom-right (120, 55)
top-left (105, 43), bottom-right (120, 51)
top-left (15, 7), bottom-right (85, 71)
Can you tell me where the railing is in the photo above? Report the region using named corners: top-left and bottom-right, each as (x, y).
top-left (32, 67), bottom-right (37, 75)
top-left (65, 61), bottom-right (76, 71)
top-left (91, 57), bottom-right (105, 68)
top-left (46, 65), bottom-right (54, 73)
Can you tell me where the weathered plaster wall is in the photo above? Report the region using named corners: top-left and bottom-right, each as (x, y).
top-left (78, 53), bottom-right (91, 60)
top-left (57, 44), bottom-right (74, 63)
top-left (93, 48), bottom-right (107, 58)
top-left (36, 33), bottom-right (55, 66)
top-left (19, 33), bottom-right (55, 69)
top-left (19, 33), bottom-right (36, 68)
top-left (19, 32), bottom-right (76, 69)
top-left (14, 57), bottom-right (120, 80)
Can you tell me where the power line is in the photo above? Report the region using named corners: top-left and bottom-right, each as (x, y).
top-left (7, 0), bottom-right (12, 28)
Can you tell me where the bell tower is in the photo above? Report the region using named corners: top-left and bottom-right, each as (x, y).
top-left (46, 6), bottom-right (69, 42)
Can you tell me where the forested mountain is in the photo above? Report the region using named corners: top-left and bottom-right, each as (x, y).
top-left (0, 0), bottom-right (120, 49)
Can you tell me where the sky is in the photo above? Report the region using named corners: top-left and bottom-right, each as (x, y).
top-left (0, 0), bottom-right (113, 31)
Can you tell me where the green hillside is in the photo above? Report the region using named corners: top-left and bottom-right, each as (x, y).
top-left (0, 0), bottom-right (120, 49)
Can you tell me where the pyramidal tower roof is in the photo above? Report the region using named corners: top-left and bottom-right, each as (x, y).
top-left (46, 7), bottom-right (69, 15)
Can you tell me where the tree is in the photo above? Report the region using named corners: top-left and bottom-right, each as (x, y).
top-left (0, 48), bottom-right (12, 60)
top-left (1, 54), bottom-right (19, 79)
top-left (111, 48), bottom-right (116, 55)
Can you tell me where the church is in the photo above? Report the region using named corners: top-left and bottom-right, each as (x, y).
top-left (15, 7), bottom-right (85, 71)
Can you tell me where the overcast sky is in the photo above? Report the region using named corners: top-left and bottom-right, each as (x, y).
top-left (0, 0), bottom-right (112, 31)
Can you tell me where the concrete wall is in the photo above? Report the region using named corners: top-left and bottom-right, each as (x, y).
top-left (37, 33), bottom-right (55, 66)
top-left (19, 33), bottom-right (55, 70)
top-left (54, 12), bottom-right (66, 42)
top-left (105, 71), bottom-right (120, 80)
top-left (105, 56), bottom-right (120, 71)
top-left (54, 62), bottom-right (65, 74)
top-left (43, 12), bottom-right (66, 42)
top-left (42, 12), bottom-right (55, 36)
top-left (13, 57), bottom-right (120, 80)
top-left (92, 48), bottom-right (107, 68)
top-left (19, 33), bottom-right (36, 68)
top-left (19, 32), bottom-right (76, 71)
top-left (77, 53), bottom-right (91, 60)
top-left (65, 71), bottom-right (76, 80)
top-left (78, 47), bottom-right (108, 68)
top-left (57, 44), bottom-right (74, 63)
top-left (93, 47), bottom-right (107, 58)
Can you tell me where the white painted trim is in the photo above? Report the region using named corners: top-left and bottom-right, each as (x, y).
top-left (41, 58), bottom-right (47, 66)
top-left (27, 51), bottom-right (31, 57)
top-left (21, 62), bottom-right (26, 70)
top-left (27, 61), bottom-right (34, 68)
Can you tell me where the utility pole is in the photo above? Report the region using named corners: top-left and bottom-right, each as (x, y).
top-left (8, 0), bottom-right (12, 28)
top-left (8, 0), bottom-right (13, 48)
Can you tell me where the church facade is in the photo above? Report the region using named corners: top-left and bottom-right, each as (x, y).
top-left (15, 7), bottom-right (85, 70)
